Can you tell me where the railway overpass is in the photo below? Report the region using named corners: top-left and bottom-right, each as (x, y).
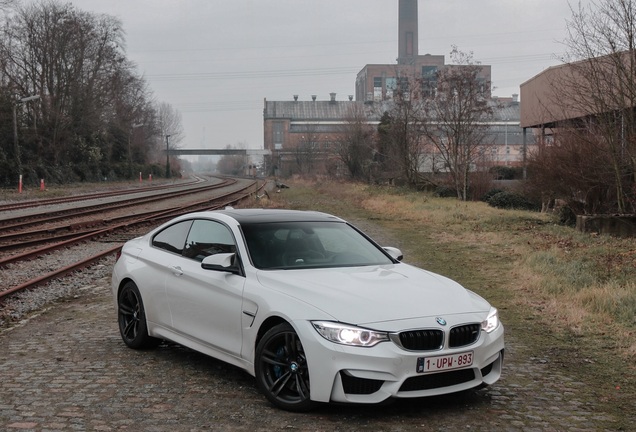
top-left (166, 149), bottom-right (270, 156)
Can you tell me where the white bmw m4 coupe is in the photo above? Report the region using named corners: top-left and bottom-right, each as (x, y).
top-left (111, 208), bottom-right (504, 411)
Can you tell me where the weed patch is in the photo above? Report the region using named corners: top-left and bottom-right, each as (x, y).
top-left (256, 180), bottom-right (636, 363)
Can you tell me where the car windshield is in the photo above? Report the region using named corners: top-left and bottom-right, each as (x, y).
top-left (240, 221), bottom-right (394, 270)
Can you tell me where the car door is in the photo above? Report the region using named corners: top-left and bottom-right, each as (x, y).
top-left (165, 218), bottom-right (245, 356)
top-left (142, 219), bottom-right (194, 328)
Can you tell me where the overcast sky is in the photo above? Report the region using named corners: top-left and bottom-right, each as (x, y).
top-left (61, 0), bottom-right (587, 151)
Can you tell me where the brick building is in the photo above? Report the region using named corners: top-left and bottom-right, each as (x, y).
top-left (263, 0), bottom-right (528, 178)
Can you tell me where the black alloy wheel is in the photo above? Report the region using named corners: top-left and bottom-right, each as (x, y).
top-left (117, 281), bottom-right (158, 349)
top-left (255, 323), bottom-right (315, 411)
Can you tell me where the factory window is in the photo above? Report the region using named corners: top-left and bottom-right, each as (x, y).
top-left (421, 66), bottom-right (437, 98)
top-left (373, 77), bottom-right (382, 101)
top-left (273, 122), bottom-right (283, 146)
top-left (422, 66), bottom-right (437, 79)
top-left (477, 78), bottom-right (488, 95)
top-left (386, 77), bottom-right (396, 99)
top-left (398, 76), bottom-right (410, 100)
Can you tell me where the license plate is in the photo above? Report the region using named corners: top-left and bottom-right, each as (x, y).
top-left (417, 351), bottom-right (473, 373)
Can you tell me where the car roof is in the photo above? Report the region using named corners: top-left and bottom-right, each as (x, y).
top-left (215, 208), bottom-right (344, 224)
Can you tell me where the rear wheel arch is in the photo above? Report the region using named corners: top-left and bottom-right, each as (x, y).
top-left (117, 280), bottom-right (160, 349)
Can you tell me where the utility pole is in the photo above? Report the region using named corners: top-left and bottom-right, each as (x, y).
top-left (129, 123), bottom-right (144, 178)
top-left (165, 134), bottom-right (171, 178)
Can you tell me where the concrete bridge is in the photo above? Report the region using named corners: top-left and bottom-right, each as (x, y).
top-left (166, 148), bottom-right (270, 156)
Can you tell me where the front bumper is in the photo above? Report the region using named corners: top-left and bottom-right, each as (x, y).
top-left (295, 320), bottom-right (505, 404)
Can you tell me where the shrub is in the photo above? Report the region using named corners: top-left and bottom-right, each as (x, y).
top-left (481, 188), bottom-right (505, 202)
top-left (434, 185), bottom-right (457, 198)
top-left (489, 166), bottom-right (522, 180)
top-left (487, 191), bottom-right (538, 211)
top-left (557, 205), bottom-right (577, 227)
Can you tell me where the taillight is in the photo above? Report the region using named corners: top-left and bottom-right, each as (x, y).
top-left (115, 247), bottom-right (123, 262)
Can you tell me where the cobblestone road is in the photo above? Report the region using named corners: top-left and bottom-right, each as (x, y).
top-left (0, 275), bottom-right (628, 431)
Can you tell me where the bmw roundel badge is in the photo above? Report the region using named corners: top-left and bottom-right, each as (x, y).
top-left (436, 317), bottom-right (447, 326)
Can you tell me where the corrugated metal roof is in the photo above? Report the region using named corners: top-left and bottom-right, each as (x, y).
top-left (264, 100), bottom-right (365, 120)
top-left (264, 99), bottom-right (520, 122)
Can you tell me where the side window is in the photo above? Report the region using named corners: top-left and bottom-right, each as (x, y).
top-left (183, 219), bottom-right (236, 262)
top-left (152, 220), bottom-right (193, 255)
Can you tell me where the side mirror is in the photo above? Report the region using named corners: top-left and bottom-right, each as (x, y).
top-left (383, 246), bottom-right (403, 262)
top-left (201, 253), bottom-right (241, 274)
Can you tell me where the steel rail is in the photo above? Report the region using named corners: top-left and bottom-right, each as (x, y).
top-left (0, 183), bottom-right (237, 247)
top-left (0, 178), bottom-right (236, 233)
top-left (0, 180), bottom-right (266, 301)
top-left (0, 180), bottom-right (258, 267)
top-left (0, 177), bottom-right (203, 212)
top-left (0, 245), bottom-right (122, 299)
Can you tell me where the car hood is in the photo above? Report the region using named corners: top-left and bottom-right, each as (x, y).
top-left (255, 264), bottom-right (489, 326)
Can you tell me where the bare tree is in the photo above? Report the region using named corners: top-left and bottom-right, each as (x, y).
top-left (335, 104), bottom-right (376, 181)
top-left (0, 0), bottom-right (16, 12)
top-left (378, 78), bottom-right (427, 187)
top-left (155, 101), bottom-right (185, 173)
top-left (527, 129), bottom-right (619, 214)
top-left (293, 123), bottom-right (321, 175)
top-left (540, 0), bottom-right (636, 213)
top-left (421, 47), bottom-right (494, 200)
top-left (217, 143), bottom-right (248, 176)
top-left (557, 0), bottom-right (636, 213)
top-left (157, 102), bottom-right (184, 147)
top-left (0, 1), bottom-right (160, 183)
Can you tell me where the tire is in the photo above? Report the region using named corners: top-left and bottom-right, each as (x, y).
top-left (255, 323), bottom-right (315, 411)
top-left (117, 281), bottom-right (159, 349)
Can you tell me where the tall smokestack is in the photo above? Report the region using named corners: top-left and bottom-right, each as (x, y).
top-left (397, 0), bottom-right (418, 65)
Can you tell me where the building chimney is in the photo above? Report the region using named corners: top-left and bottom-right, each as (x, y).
top-left (397, 0), bottom-right (418, 65)
top-left (293, 95), bottom-right (298, 101)
top-left (311, 95), bottom-right (317, 101)
top-left (512, 93), bottom-right (519, 103)
top-left (330, 92), bottom-right (336, 103)
top-left (348, 95), bottom-right (353, 101)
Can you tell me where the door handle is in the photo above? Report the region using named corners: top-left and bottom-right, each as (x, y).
top-left (170, 265), bottom-right (183, 276)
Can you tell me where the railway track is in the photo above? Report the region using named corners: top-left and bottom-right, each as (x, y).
top-left (0, 177), bottom-right (237, 254)
top-left (0, 177), bottom-right (233, 231)
top-left (0, 177), bottom-right (202, 213)
top-left (0, 177), bottom-right (266, 301)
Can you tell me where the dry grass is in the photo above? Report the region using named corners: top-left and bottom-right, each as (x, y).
top-left (259, 179), bottom-right (636, 358)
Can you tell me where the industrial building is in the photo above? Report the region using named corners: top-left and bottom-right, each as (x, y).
top-left (263, 0), bottom-right (528, 178)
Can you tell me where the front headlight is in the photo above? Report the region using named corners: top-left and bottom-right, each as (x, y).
top-left (481, 307), bottom-right (500, 333)
top-left (311, 321), bottom-right (389, 347)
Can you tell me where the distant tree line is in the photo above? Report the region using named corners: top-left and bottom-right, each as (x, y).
top-left (0, 0), bottom-right (184, 187)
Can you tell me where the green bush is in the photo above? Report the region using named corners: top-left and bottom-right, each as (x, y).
top-left (481, 188), bottom-right (505, 202)
top-left (487, 191), bottom-right (539, 211)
